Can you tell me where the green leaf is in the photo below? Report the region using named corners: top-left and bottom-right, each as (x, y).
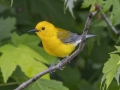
top-left (0, 17), bottom-right (16, 43)
top-left (11, 32), bottom-right (41, 47)
top-left (102, 0), bottom-right (120, 25)
top-left (81, 0), bottom-right (96, 10)
top-left (100, 74), bottom-right (106, 90)
top-left (103, 54), bottom-right (120, 73)
top-left (81, 0), bottom-right (104, 12)
top-left (115, 67), bottom-right (120, 86)
top-left (0, 45), bottom-right (16, 83)
top-left (101, 46), bottom-right (120, 90)
top-left (101, 54), bottom-right (120, 89)
top-left (26, 79), bottom-right (69, 90)
top-left (0, 44), bottom-right (49, 83)
top-left (11, 33), bottom-right (55, 64)
top-left (110, 0), bottom-right (120, 25)
top-left (102, 0), bottom-right (113, 12)
top-left (105, 66), bottom-right (118, 89)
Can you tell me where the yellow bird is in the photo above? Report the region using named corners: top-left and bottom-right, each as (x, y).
top-left (29, 21), bottom-right (95, 58)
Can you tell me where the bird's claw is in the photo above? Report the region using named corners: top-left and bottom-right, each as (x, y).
top-left (48, 66), bottom-right (56, 74)
top-left (58, 61), bottom-right (65, 70)
top-left (58, 65), bottom-right (64, 70)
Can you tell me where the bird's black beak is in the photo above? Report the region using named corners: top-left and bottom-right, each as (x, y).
top-left (28, 29), bottom-right (40, 33)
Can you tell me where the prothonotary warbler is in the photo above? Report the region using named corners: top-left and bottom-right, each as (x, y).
top-left (29, 21), bottom-right (95, 58)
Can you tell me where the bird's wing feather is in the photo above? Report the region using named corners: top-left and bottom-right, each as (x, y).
top-left (57, 28), bottom-right (80, 44)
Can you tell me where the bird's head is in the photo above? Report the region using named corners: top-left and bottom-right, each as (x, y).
top-left (29, 21), bottom-right (56, 39)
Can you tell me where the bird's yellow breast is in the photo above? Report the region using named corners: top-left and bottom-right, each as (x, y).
top-left (41, 36), bottom-right (75, 57)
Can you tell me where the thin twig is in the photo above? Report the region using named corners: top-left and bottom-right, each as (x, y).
top-left (98, 6), bottom-right (119, 35)
top-left (14, 10), bottom-right (97, 90)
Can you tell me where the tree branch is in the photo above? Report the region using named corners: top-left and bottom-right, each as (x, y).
top-left (15, 10), bottom-right (97, 90)
top-left (98, 6), bottom-right (120, 35)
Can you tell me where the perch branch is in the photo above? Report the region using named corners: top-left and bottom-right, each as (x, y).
top-left (15, 10), bottom-right (97, 90)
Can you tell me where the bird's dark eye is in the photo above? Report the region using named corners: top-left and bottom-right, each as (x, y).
top-left (42, 27), bottom-right (45, 30)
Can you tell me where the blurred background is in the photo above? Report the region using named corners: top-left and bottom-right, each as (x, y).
top-left (0, 0), bottom-right (120, 90)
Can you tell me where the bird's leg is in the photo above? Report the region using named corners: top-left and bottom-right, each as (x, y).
top-left (49, 58), bottom-right (59, 73)
top-left (49, 56), bottom-right (69, 73)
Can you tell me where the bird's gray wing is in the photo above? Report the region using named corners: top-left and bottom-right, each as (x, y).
top-left (57, 28), bottom-right (80, 44)
top-left (57, 28), bottom-right (95, 45)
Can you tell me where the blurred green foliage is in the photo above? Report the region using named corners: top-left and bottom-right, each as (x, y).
top-left (0, 0), bottom-right (120, 90)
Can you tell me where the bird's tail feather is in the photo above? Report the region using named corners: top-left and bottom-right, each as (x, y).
top-left (86, 34), bottom-right (96, 38)
top-left (74, 34), bottom-right (96, 46)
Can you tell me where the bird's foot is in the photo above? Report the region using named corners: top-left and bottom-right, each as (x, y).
top-left (57, 56), bottom-right (69, 70)
top-left (48, 56), bottom-right (69, 73)
top-left (48, 65), bottom-right (56, 74)
top-left (48, 58), bottom-right (59, 73)
top-left (58, 62), bottom-right (64, 70)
